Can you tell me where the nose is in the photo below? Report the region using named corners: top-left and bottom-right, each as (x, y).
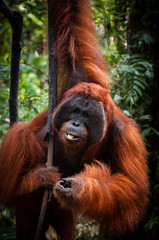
top-left (72, 120), bottom-right (80, 127)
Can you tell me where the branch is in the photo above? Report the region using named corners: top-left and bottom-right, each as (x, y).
top-left (34, 0), bottom-right (57, 239)
top-left (22, 59), bottom-right (48, 77)
top-left (0, 0), bottom-right (23, 126)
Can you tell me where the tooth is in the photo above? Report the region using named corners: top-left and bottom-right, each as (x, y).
top-left (67, 134), bottom-right (74, 140)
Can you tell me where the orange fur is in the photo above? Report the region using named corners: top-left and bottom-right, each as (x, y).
top-left (50, 0), bottom-right (111, 99)
top-left (54, 83), bottom-right (149, 236)
top-left (0, 110), bottom-right (60, 205)
top-left (0, 0), bottom-right (149, 239)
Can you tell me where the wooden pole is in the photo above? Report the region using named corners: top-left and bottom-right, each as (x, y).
top-left (34, 0), bottom-right (57, 239)
top-left (0, 0), bottom-right (23, 126)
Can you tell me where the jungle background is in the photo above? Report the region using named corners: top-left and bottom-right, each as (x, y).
top-left (0, 0), bottom-right (159, 239)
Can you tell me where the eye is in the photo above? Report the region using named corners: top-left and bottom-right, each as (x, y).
top-left (83, 112), bottom-right (88, 118)
top-left (73, 108), bottom-right (80, 114)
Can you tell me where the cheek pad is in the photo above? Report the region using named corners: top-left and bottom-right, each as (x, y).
top-left (86, 102), bottom-right (106, 146)
top-left (53, 96), bottom-right (76, 130)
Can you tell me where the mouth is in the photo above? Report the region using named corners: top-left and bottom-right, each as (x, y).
top-left (64, 132), bottom-right (80, 141)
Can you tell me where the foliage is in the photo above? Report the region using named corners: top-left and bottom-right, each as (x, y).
top-left (0, 0), bottom-right (48, 138)
top-left (76, 216), bottom-right (105, 240)
top-left (0, 205), bottom-right (16, 239)
top-left (0, 0), bottom-right (159, 239)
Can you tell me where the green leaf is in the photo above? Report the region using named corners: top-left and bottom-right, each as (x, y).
top-left (134, 80), bottom-right (146, 89)
top-left (133, 85), bottom-right (143, 96)
top-left (142, 128), bottom-right (152, 137)
top-left (144, 217), bottom-right (159, 231)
